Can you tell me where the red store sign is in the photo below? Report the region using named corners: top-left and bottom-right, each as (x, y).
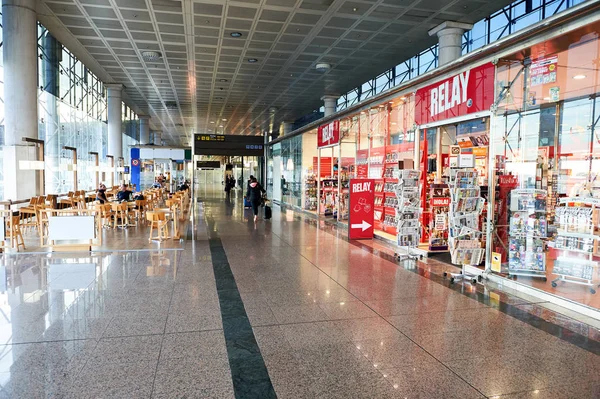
top-left (415, 62), bottom-right (495, 125)
top-left (317, 120), bottom-right (340, 148)
top-left (349, 179), bottom-right (375, 240)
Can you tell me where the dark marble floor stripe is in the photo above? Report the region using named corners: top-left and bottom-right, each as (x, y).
top-left (279, 203), bottom-right (600, 356)
top-left (208, 236), bottom-right (277, 399)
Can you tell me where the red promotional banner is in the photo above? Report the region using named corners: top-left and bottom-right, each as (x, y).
top-left (317, 120), bottom-right (340, 148)
top-left (349, 179), bottom-right (375, 240)
top-left (415, 62), bottom-right (495, 125)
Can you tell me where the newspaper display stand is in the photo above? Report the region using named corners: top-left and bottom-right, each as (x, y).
top-left (444, 168), bottom-right (485, 284)
top-left (551, 197), bottom-right (600, 294)
top-left (394, 169), bottom-right (423, 261)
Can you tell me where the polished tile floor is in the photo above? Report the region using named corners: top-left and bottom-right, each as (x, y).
top-left (0, 189), bottom-right (598, 398)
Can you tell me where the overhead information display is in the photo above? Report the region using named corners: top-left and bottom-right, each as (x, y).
top-left (194, 134), bottom-right (264, 156)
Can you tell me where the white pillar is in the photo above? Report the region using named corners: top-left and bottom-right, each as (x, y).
top-left (107, 84), bottom-right (123, 159)
top-left (139, 115), bottom-right (150, 145)
top-left (154, 131), bottom-right (162, 146)
top-left (321, 95), bottom-right (338, 117)
top-left (282, 122), bottom-right (293, 136)
top-left (429, 21), bottom-right (473, 66)
top-left (2, 0), bottom-right (39, 201)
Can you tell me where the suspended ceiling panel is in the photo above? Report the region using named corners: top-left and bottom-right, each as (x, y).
top-left (42, 0), bottom-right (514, 145)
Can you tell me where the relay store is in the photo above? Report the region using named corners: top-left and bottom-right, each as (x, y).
top-left (267, 10), bottom-right (600, 317)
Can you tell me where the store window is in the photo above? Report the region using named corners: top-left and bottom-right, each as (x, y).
top-left (490, 20), bottom-right (600, 311)
top-left (280, 135), bottom-right (302, 208)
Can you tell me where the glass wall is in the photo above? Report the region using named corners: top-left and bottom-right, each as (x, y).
top-left (490, 20), bottom-right (600, 311)
top-left (0, 13), bottom-right (5, 199)
top-left (38, 26), bottom-right (109, 194)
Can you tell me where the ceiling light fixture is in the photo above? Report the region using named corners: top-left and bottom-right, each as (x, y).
top-left (210, 121), bottom-right (215, 124)
top-left (248, 58), bottom-right (258, 63)
top-left (141, 51), bottom-right (162, 62)
top-left (219, 79), bottom-right (228, 82)
top-left (316, 63), bottom-right (331, 72)
top-left (222, 118), bottom-right (227, 121)
top-left (230, 32), bottom-right (242, 38)
top-left (573, 74), bottom-right (587, 80)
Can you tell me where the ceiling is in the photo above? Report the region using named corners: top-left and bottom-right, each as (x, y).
top-left (41, 0), bottom-right (513, 146)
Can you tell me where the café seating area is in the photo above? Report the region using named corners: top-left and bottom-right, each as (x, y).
top-left (0, 186), bottom-right (190, 252)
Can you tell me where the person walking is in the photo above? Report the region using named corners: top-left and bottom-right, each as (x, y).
top-left (225, 175), bottom-right (233, 197)
top-left (246, 177), bottom-right (266, 222)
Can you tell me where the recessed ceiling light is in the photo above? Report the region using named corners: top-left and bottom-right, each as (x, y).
top-left (222, 118), bottom-right (227, 121)
top-left (219, 79), bottom-right (228, 82)
top-left (248, 58), bottom-right (258, 63)
top-left (230, 32), bottom-right (242, 38)
top-left (573, 74), bottom-right (587, 80)
top-left (352, 7), bottom-right (358, 11)
top-left (210, 121), bottom-right (215, 124)
top-left (219, 125), bottom-right (223, 128)
top-left (141, 51), bottom-right (162, 62)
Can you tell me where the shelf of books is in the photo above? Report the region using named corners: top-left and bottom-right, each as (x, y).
top-left (550, 197), bottom-right (600, 294)
top-left (508, 189), bottom-right (548, 279)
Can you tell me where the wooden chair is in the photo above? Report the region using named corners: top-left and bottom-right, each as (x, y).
top-left (19, 197), bottom-right (39, 230)
top-left (37, 205), bottom-right (53, 247)
top-left (59, 192), bottom-right (75, 209)
top-left (7, 214), bottom-right (25, 251)
top-left (146, 211), bottom-right (169, 242)
top-left (96, 204), bottom-right (113, 228)
top-left (111, 203), bottom-right (129, 228)
top-left (135, 200), bottom-right (147, 224)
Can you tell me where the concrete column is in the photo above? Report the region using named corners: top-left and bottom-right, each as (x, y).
top-left (2, 0), bottom-right (39, 201)
top-left (321, 95), bottom-right (338, 117)
top-left (429, 21), bottom-right (473, 66)
top-left (106, 84), bottom-right (124, 159)
top-left (154, 131), bottom-right (162, 146)
top-left (139, 115), bottom-right (150, 145)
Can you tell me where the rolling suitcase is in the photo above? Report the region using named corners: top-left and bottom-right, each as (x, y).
top-left (264, 204), bottom-right (272, 220)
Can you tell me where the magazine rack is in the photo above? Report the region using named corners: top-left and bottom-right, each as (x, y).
top-left (444, 168), bottom-right (485, 284)
top-left (394, 169), bottom-right (423, 261)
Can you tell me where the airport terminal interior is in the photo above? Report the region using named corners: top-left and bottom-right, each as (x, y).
top-left (0, 0), bottom-right (599, 398)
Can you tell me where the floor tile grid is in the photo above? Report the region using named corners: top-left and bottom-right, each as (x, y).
top-left (256, 228), bottom-right (493, 398)
top-left (281, 205), bottom-right (600, 354)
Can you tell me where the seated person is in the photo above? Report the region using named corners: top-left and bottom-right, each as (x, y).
top-left (116, 184), bottom-right (133, 202)
top-left (178, 181), bottom-right (189, 191)
top-left (97, 183), bottom-right (108, 204)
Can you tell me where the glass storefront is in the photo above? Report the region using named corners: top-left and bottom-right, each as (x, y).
top-left (489, 19), bottom-right (600, 311)
top-left (268, 16), bottom-right (600, 315)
